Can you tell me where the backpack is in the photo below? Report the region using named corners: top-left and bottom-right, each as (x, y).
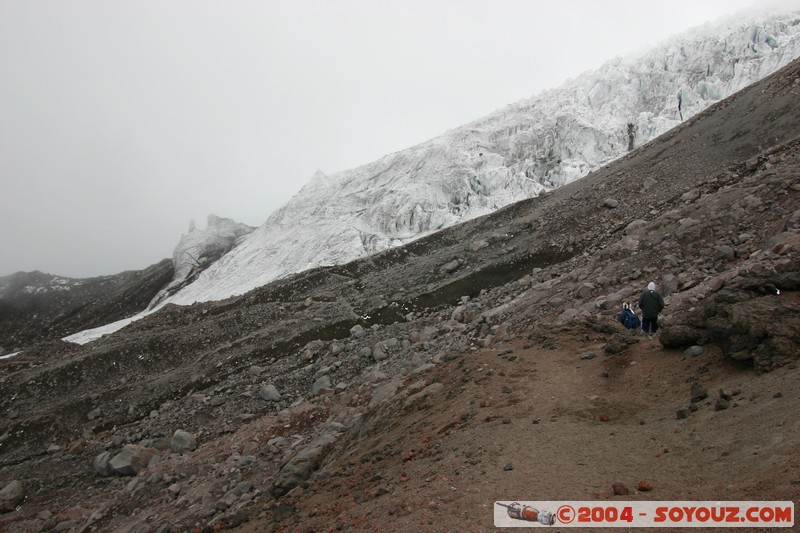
top-left (618, 303), bottom-right (641, 330)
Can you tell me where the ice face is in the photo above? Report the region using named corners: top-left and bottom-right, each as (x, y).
top-left (154, 11), bottom-right (800, 307)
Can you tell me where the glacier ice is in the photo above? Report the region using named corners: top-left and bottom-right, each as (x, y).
top-left (63, 214), bottom-right (253, 344)
top-left (147, 214), bottom-right (255, 309)
top-left (167, 11), bottom-right (800, 305)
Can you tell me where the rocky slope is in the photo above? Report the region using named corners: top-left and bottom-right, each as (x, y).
top-left (0, 56), bottom-right (798, 532)
top-left (0, 261), bottom-right (173, 353)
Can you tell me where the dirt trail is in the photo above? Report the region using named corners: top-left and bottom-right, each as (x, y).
top-left (250, 331), bottom-right (799, 532)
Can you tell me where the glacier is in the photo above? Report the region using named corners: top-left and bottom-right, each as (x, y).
top-left (168, 10), bottom-right (800, 304)
top-left (147, 214), bottom-right (255, 309)
top-left (63, 215), bottom-right (253, 344)
top-left (65, 9), bottom-right (800, 344)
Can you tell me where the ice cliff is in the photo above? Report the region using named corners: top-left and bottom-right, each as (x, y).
top-left (147, 214), bottom-right (255, 309)
top-left (166, 11), bottom-right (800, 306)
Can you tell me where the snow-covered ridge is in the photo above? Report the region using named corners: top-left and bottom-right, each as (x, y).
top-left (65, 9), bottom-right (800, 343)
top-left (0, 272), bottom-right (84, 296)
top-left (21, 277), bottom-right (82, 294)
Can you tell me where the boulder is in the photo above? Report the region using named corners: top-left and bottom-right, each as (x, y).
top-left (680, 189), bottom-right (701, 203)
top-left (602, 198), bottom-right (619, 209)
top-left (402, 382), bottom-right (444, 411)
top-left (469, 240), bottom-right (489, 252)
top-left (596, 286), bottom-right (637, 310)
top-left (604, 332), bottom-right (639, 355)
top-left (369, 379), bottom-right (403, 407)
top-left (93, 451), bottom-right (112, 476)
top-left (714, 245), bottom-right (735, 262)
top-left (108, 445), bottom-right (156, 476)
top-left (451, 305), bottom-right (477, 323)
top-left (624, 219), bottom-right (647, 235)
top-left (763, 231), bottom-right (800, 255)
top-left (711, 296), bottom-right (800, 371)
top-left (441, 260), bottom-right (461, 274)
top-left (661, 272), bottom-right (800, 372)
top-left (0, 480), bottom-right (24, 512)
top-left (690, 383), bottom-right (708, 404)
top-left (660, 324), bottom-right (705, 348)
top-left (247, 365), bottom-right (264, 377)
top-left (53, 520), bottom-right (77, 532)
top-left (684, 346), bottom-right (704, 358)
top-left (272, 428), bottom-right (342, 498)
top-left (784, 209), bottom-right (800, 231)
top-left (170, 430), bottom-right (197, 454)
top-left (419, 326), bottom-right (438, 341)
top-left (575, 283), bottom-right (595, 299)
top-left (312, 376), bottom-right (332, 396)
top-left (372, 345), bottom-right (389, 361)
top-left (661, 274), bottom-right (679, 296)
top-left (260, 383), bottom-right (282, 402)
top-left (493, 323), bottom-right (511, 342)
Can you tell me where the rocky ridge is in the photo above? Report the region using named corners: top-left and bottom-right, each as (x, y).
top-left (0, 57), bottom-right (799, 533)
top-left (0, 261), bottom-right (173, 352)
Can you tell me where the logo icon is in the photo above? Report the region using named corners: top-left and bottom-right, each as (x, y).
top-left (496, 502), bottom-right (556, 525)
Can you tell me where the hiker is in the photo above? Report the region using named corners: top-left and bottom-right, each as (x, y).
top-left (616, 302), bottom-right (640, 330)
top-left (638, 281), bottom-right (664, 336)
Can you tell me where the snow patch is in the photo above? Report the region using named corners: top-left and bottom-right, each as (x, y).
top-left (63, 314), bottom-right (145, 345)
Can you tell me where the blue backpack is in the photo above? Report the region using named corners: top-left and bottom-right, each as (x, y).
top-left (619, 303), bottom-right (641, 330)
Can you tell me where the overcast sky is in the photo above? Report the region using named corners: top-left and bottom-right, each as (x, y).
top-left (0, 0), bottom-right (790, 278)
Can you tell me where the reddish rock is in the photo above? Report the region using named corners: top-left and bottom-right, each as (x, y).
top-left (68, 439), bottom-right (87, 455)
top-left (612, 482), bottom-right (630, 495)
top-left (494, 323), bottom-right (511, 342)
top-left (638, 480), bottom-right (654, 491)
top-left (599, 415), bottom-right (610, 422)
top-left (402, 451), bottom-right (419, 462)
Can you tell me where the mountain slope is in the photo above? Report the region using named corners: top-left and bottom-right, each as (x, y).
top-left (0, 215), bottom-right (253, 351)
top-left (1, 54), bottom-right (799, 532)
top-left (0, 261), bottom-right (173, 351)
top-left (163, 9), bottom-right (800, 307)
